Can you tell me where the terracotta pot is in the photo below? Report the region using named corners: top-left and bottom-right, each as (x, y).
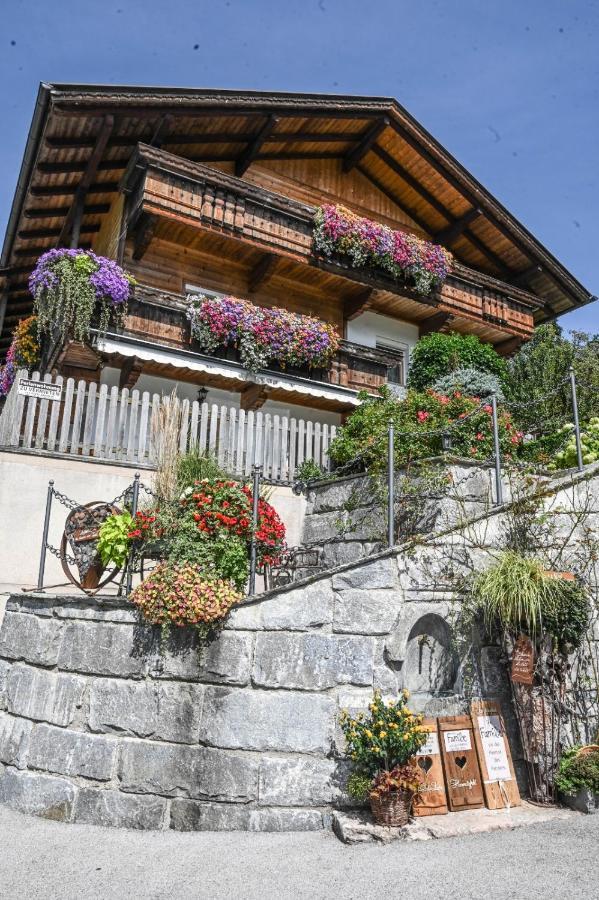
top-left (369, 789), bottom-right (413, 827)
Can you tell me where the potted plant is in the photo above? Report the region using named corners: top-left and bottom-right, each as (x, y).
top-left (340, 690), bottom-right (427, 827)
top-left (555, 745), bottom-right (599, 814)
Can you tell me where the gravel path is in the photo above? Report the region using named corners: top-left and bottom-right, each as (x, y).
top-left (1, 805), bottom-right (598, 900)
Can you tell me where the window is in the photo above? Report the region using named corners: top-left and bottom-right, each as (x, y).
top-left (184, 283), bottom-right (227, 300)
top-left (376, 340), bottom-right (408, 386)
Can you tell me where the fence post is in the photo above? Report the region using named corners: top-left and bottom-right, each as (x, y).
top-left (125, 473), bottom-right (141, 596)
top-left (569, 366), bottom-right (584, 472)
top-left (491, 392), bottom-right (504, 507)
top-left (37, 480), bottom-right (54, 592)
top-left (248, 464), bottom-right (262, 595)
top-left (388, 422), bottom-right (395, 547)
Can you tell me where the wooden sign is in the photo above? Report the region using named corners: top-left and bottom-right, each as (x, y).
top-left (471, 700), bottom-right (521, 810)
top-left (17, 378), bottom-right (62, 401)
top-left (510, 635), bottom-right (535, 685)
top-left (438, 715), bottom-right (485, 811)
top-left (412, 718), bottom-right (448, 817)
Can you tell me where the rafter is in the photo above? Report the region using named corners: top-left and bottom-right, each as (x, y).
top-left (343, 288), bottom-right (375, 321)
top-left (18, 224), bottom-right (100, 240)
top-left (370, 146), bottom-right (451, 222)
top-left (355, 165), bottom-right (432, 235)
top-left (434, 208), bottom-right (482, 245)
top-left (248, 253), bottom-right (278, 293)
top-left (512, 264), bottom-right (543, 288)
top-left (235, 115), bottom-right (280, 176)
top-left (419, 311), bottom-right (454, 336)
top-left (494, 336), bottom-right (523, 356)
top-left (25, 203), bottom-right (110, 219)
top-left (57, 115), bottom-right (114, 247)
top-left (343, 117), bottom-right (389, 173)
top-left (46, 130), bottom-right (366, 150)
top-left (239, 383), bottom-right (270, 411)
top-left (131, 213), bottom-right (157, 260)
top-left (30, 182), bottom-right (119, 198)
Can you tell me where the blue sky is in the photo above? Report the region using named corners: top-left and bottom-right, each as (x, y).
top-left (1, 0), bottom-right (597, 332)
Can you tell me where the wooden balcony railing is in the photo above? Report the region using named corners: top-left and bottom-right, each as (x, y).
top-left (122, 144), bottom-right (541, 339)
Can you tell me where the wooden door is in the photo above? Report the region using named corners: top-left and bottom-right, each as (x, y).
top-left (412, 718), bottom-right (448, 817)
top-left (438, 715), bottom-right (485, 811)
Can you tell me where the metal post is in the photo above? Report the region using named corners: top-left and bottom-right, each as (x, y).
top-left (569, 366), bottom-right (584, 472)
top-left (491, 393), bottom-right (504, 507)
top-left (388, 422), bottom-right (395, 547)
top-left (249, 465), bottom-right (262, 595)
top-left (125, 473), bottom-right (141, 596)
top-left (37, 480), bottom-right (54, 592)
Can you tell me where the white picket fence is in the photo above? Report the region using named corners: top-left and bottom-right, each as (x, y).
top-left (0, 371), bottom-right (336, 482)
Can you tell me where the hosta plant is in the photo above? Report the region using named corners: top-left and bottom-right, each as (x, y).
top-left (29, 249), bottom-right (134, 341)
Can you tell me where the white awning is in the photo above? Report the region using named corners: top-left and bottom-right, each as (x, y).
top-left (97, 336), bottom-right (362, 407)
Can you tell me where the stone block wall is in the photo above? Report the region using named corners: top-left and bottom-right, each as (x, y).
top-left (1, 462), bottom-right (597, 831)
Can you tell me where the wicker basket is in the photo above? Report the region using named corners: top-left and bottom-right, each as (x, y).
top-left (369, 789), bottom-right (412, 827)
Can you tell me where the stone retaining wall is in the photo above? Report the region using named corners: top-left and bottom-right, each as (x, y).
top-left (1, 462), bottom-right (597, 831)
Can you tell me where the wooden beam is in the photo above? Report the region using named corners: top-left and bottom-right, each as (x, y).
top-left (343, 288), bottom-right (375, 321)
top-left (462, 229), bottom-right (512, 276)
top-left (39, 157), bottom-right (123, 175)
top-left (30, 182), bottom-right (119, 198)
top-left (512, 264), bottom-right (543, 288)
top-left (248, 254), bottom-right (277, 293)
top-left (370, 145), bottom-right (451, 222)
top-left (57, 115), bottom-right (114, 247)
top-left (419, 311), bottom-right (454, 336)
top-left (343, 117), bottom-right (389, 173)
top-left (18, 224), bottom-right (100, 240)
top-left (149, 114), bottom-right (174, 148)
top-left (235, 115), bottom-right (280, 176)
top-left (14, 242), bottom-right (91, 258)
top-left (131, 213), bottom-right (157, 260)
top-left (46, 130), bottom-right (368, 150)
top-left (494, 336), bottom-right (523, 356)
top-left (355, 164), bottom-right (433, 235)
top-left (435, 208), bottom-right (482, 245)
top-left (25, 203), bottom-right (110, 219)
top-left (118, 356), bottom-right (144, 389)
top-left (239, 383), bottom-right (270, 411)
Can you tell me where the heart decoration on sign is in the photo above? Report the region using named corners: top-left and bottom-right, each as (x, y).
top-left (418, 756), bottom-right (433, 774)
top-left (455, 755), bottom-right (467, 769)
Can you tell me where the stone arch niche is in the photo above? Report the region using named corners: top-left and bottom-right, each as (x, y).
top-left (402, 613), bottom-right (457, 699)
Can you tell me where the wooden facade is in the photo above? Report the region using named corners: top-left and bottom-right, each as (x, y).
top-left (0, 85), bottom-right (593, 415)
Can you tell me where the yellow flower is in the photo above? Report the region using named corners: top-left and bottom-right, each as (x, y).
top-left (402, 689), bottom-right (410, 700)
top-left (389, 723), bottom-right (398, 730)
top-left (403, 734), bottom-right (410, 741)
top-left (379, 731), bottom-right (387, 739)
top-left (364, 729), bottom-right (373, 739)
top-left (376, 721), bottom-right (384, 727)
top-left (370, 746), bottom-right (378, 753)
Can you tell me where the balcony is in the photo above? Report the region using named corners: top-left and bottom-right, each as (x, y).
top-left (121, 144), bottom-right (542, 345)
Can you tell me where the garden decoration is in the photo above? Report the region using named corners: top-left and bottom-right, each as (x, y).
top-left (340, 689), bottom-right (427, 827)
top-left (0, 316), bottom-right (39, 397)
top-left (186, 294), bottom-right (339, 373)
top-left (29, 248), bottom-right (134, 342)
top-left (555, 745), bottom-right (599, 814)
top-left (61, 501), bottom-right (124, 592)
top-left (313, 204), bottom-right (452, 295)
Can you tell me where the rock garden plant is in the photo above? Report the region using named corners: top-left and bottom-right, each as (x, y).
top-left (340, 690), bottom-right (427, 826)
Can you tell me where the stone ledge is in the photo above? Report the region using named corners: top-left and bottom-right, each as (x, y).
top-left (331, 802), bottom-right (580, 844)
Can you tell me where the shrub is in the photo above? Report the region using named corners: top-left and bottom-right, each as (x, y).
top-left (339, 690), bottom-right (428, 779)
top-left (129, 563), bottom-right (242, 632)
top-left (408, 332), bottom-right (507, 391)
top-left (29, 249), bottom-right (134, 341)
top-left (328, 385), bottom-right (521, 473)
top-left (555, 747), bottom-right (599, 797)
top-left (433, 367), bottom-right (504, 400)
top-left (294, 458), bottom-right (326, 481)
top-left (551, 419), bottom-right (599, 469)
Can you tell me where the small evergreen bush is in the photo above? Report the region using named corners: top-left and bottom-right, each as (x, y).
top-left (433, 367), bottom-right (504, 400)
top-left (408, 332), bottom-right (507, 391)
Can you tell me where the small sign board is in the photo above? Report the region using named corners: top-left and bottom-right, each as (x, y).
top-left (438, 715), bottom-right (485, 812)
top-left (511, 635), bottom-right (535, 685)
top-left (18, 378), bottom-right (62, 402)
top-left (471, 700), bottom-right (521, 809)
top-left (412, 718), bottom-right (448, 817)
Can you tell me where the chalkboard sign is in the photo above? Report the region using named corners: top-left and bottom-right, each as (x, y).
top-left (471, 700), bottom-right (521, 809)
top-left (412, 718), bottom-right (448, 817)
top-left (438, 715), bottom-right (485, 811)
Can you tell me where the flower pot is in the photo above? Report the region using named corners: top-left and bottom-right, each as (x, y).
top-left (560, 787), bottom-right (599, 815)
top-left (369, 789), bottom-right (413, 827)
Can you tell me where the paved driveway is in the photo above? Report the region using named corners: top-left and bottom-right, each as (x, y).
top-left (1, 804), bottom-right (598, 900)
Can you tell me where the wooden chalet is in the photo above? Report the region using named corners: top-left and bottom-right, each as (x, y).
top-left (0, 84), bottom-right (593, 427)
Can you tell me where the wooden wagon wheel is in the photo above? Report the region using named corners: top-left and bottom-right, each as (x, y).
top-left (60, 501), bottom-right (123, 594)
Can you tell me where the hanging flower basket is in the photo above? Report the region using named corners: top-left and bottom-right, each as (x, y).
top-left (29, 249), bottom-right (135, 342)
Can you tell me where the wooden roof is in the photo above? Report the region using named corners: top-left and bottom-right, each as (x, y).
top-left (0, 83), bottom-right (594, 353)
